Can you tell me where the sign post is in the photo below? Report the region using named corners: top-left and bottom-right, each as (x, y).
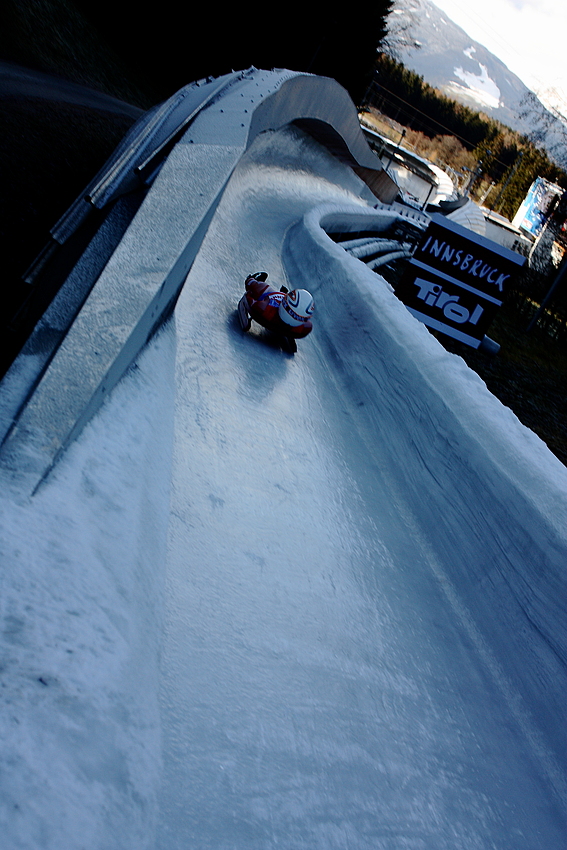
top-left (395, 214), bottom-right (526, 348)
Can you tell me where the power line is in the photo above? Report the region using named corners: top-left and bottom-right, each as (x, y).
top-left (366, 78), bottom-right (522, 170)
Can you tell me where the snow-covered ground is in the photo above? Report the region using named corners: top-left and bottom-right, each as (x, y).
top-left (1, 125), bottom-right (566, 849)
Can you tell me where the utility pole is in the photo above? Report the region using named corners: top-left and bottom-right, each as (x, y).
top-left (527, 252), bottom-right (567, 331)
top-left (385, 128), bottom-right (406, 172)
top-left (491, 151), bottom-right (524, 212)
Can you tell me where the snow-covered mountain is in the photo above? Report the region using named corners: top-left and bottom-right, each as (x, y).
top-left (387, 0), bottom-right (567, 164)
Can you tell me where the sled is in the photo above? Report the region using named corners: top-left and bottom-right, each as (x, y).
top-left (238, 294), bottom-right (251, 331)
top-left (238, 286), bottom-right (297, 353)
top-left (280, 335), bottom-right (297, 354)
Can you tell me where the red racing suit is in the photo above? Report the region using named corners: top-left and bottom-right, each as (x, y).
top-left (244, 277), bottom-right (313, 339)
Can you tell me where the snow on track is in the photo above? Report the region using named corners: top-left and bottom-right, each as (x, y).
top-left (1, 125), bottom-right (566, 849)
top-left (0, 327), bottom-right (176, 849)
top-left (157, 127), bottom-right (567, 848)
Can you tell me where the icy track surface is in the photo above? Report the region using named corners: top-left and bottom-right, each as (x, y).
top-left (2, 126), bottom-right (567, 849)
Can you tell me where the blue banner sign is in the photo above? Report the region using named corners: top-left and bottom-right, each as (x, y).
top-left (396, 214), bottom-right (526, 348)
top-left (512, 177), bottom-right (564, 240)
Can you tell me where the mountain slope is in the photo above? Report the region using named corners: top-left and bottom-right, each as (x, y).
top-left (387, 0), bottom-right (566, 164)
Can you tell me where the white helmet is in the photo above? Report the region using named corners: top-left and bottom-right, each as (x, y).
top-left (279, 289), bottom-right (315, 326)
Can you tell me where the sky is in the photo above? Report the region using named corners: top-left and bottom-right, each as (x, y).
top-left (430, 0), bottom-right (567, 115)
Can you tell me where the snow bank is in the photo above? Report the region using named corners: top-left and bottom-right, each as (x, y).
top-left (285, 202), bottom-right (567, 770)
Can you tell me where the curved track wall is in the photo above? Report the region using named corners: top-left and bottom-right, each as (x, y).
top-left (285, 203), bottom-right (567, 766)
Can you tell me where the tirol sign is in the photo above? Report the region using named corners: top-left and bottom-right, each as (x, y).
top-left (395, 214), bottom-right (526, 348)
